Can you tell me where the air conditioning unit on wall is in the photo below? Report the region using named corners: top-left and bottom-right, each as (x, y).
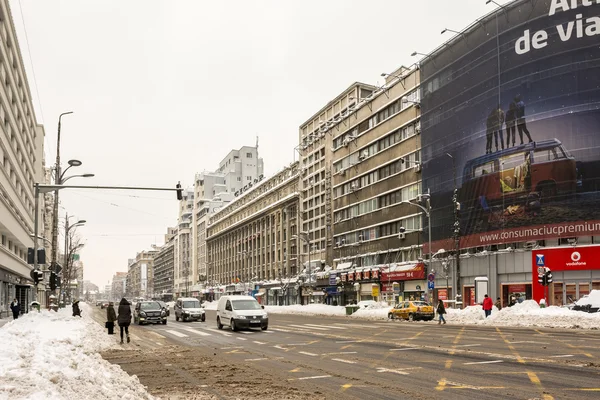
top-left (398, 233), bottom-right (406, 240)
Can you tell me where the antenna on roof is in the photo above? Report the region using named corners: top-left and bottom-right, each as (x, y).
top-left (256, 135), bottom-right (259, 152)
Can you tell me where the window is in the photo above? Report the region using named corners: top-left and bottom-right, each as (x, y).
top-left (246, 176), bottom-right (252, 181)
top-left (246, 153), bottom-right (253, 158)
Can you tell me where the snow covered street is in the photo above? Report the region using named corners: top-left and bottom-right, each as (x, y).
top-left (0, 303), bottom-right (154, 400)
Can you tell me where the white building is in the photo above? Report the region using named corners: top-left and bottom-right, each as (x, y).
top-left (0, 0), bottom-right (46, 315)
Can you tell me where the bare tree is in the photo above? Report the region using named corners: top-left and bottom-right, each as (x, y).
top-left (62, 230), bottom-right (83, 303)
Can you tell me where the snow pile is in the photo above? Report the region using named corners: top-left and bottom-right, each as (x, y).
top-left (445, 300), bottom-right (600, 329)
top-left (351, 306), bottom-right (391, 319)
top-left (265, 304), bottom-right (346, 317)
top-left (0, 303), bottom-right (154, 400)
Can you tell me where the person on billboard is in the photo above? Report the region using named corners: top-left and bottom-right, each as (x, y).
top-left (505, 102), bottom-right (517, 147)
top-left (485, 109), bottom-right (496, 154)
top-left (514, 95), bottom-right (533, 144)
top-left (493, 104), bottom-right (505, 152)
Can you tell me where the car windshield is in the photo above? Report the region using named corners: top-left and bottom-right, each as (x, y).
top-left (156, 301), bottom-right (166, 307)
top-left (232, 300), bottom-right (261, 310)
top-left (412, 301), bottom-right (430, 307)
top-left (183, 301), bottom-right (200, 308)
top-left (140, 302), bottom-right (160, 310)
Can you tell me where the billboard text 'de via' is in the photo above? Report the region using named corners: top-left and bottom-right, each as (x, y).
top-left (419, 0), bottom-right (600, 252)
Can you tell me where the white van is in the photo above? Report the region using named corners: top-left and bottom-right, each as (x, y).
top-left (216, 295), bottom-right (268, 331)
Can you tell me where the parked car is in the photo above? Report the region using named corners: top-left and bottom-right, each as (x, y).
top-left (357, 300), bottom-right (379, 309)
top-left (174, 297), bottom-right (205, 322)
top-left (133, 301), bottom-right (167, 325)
top-left (95, 300), bottom-right (104, 307)
top-left (216, 295), bottom-right (268, 331)
top-left (388, 301), bottom-right (434, 321)
top-left (100, 300), bottom-right (110, 309)
top-left (156, 300), bottom-right (170, 317)
top-left (572, 290), bottom-right (600, 313)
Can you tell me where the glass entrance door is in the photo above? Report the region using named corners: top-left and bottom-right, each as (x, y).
top-left (563, 281), bottom-right (592, 305)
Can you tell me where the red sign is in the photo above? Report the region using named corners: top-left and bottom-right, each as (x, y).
top-left (531, 245), bottom-right (600, 302)
top-left (437, 289), bottom-right (447, 300)
top-left (380, 263), bottom-right (425, 281)
top-left (355, 271), bottom-right (362, 281)
top-left (362, 270), bottom-right (370, 280)
top-left (341, 273), bottom-right (347, 282)
top-left (507, 284), bottom-right (526, 293)
top-left (347, 271), bottom-right (354, 281)
top-left (372, 269), bottom-right (379, 279)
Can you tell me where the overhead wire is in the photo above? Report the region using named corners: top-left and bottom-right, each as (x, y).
top-left (68, 192), bottom-right (176, 222)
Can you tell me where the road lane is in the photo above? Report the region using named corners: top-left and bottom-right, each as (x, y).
top-left (92, 306), bottom-right (600, 399)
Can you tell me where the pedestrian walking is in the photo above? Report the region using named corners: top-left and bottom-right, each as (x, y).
top-left (72, 300), bottom-right (82, 317)
top-left (482, 294), bottom-right (493, 318)
top-left (10, 298), bottom-right (20, 320)
top-left (106, 302), bottom-right (117, 335)
top-left (117, 298), bottom-right (132, 344)
top-left (437, 301), bottom-right (447, 325)
top-left (495, 297), bottom-right (502, 311)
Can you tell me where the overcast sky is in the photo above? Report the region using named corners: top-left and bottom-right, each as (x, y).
top-left (12, 0), bottom-right (505, 289)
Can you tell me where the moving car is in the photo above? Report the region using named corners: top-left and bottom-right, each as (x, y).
top-left (216, 295), bottom-right (268, 331)
top-left (174, 297), bottom-right (205, 322)
top-left (388, 301), bottom-right (434, 321)
top-left (134, 301), bottom-right (168, 325)
top-left (100, 300), bottom-right (110, 309)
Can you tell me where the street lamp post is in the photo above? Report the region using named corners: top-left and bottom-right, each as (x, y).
top-left (63, 214), bottom-right (85, 301)
top-left (446, 153), bottom-right (461, 307)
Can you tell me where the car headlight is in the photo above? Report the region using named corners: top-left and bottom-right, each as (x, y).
top-left (263, 313), bottom-right (268, 319)
top-left (183, 311), bottom-right (189, 314)
top-left (161, 310), bottom-right (166, 317)
top-left (237, 315), bottom-right (247, 319)
top-left (140, 311), bottom-right (147, 317)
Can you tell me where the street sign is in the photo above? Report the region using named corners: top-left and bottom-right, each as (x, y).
top-left (428, 281), bottom-right (435, 290)
top-left (536, 254), bottom-right (545, 266)
top-left (537, 266), bottom-right (545, 275)
top-left (428, 273), bottom-right (435, 282)
top-left (329, 273), bottom-right (337, 286)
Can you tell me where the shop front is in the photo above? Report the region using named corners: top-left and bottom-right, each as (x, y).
top-left (380, 262), bottom-right (426, 303)
top-left (532, 246), bottom-right (600, 306)
top-left (340, 267), bottom-right (381, 304)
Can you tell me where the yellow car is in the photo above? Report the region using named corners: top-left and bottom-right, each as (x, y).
top-left (388, 301), bottom-right (435, 321)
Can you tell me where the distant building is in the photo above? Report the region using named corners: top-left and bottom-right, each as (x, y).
top-left (126, 250), bottom-right (157, 299)
top-left (153, 229), bottom-right (175, 300)
top-left (110, 272), bottom-right (127, 301)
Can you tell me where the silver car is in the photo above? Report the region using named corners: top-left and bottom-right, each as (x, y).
top-left (175, 297), bottom-right (206, 322)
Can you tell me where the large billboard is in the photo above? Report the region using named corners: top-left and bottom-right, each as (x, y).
top-left (420, 0), bottom-right (600, 251)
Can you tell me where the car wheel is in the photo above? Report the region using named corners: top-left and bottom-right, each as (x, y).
top-left (217, 317), bottom-right (223, 330)
top-left (408, 313), bottom-right (414, 322)
top-left (261, 325), bottom-right (268, 331)
top-left (175, 315), bottom-right (179, 322)
top-left (231, 319), bottom-right (238, 332)
top-left (201, 314), bottom-right (206, 322)
top-left (388, 313), bottom-right (394, 320)
top-left (162, 320), bottom-right (167, 325)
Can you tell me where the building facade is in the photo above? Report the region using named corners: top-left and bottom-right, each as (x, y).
top-left (126, 250), bottom-right (157, 299)
top-left (0, 0), bottom-right (46, 316)
top-left (174, 189), bottom-right (193, 297)
top-left (207, 162), bottom-right (300, 302)
top-left (153, 235), bottom-right (174, 300)
top-left (110, 272), bottom-right (127, 302)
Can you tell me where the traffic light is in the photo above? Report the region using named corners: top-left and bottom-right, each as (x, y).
top-left (30, 268), bottom-right (43, 285)
top-left (176, 182), bottom-right (183, 200)
top-left (537, 267), bottom-right (553, 286)
top-left (27, 248), bottom-right (46, 265)
top-left (49, 272), bottom-right (57, 291)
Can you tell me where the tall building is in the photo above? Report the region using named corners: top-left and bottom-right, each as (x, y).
top-left (126, 250), bottom-right (157, 299)
top-left (110, 272), bottom-right (127, 302)
top-left (153, 229), bottom-right (175, 300)
top-left (0, 0), bottom-right (46, 315)
top-left (174, 188), bottom-right (193, 297)
top-left (298, 82), bottom-right (377, 268)
top-left (207, 162), bottom-right (300, 304)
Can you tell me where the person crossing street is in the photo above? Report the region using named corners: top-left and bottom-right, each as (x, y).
top-left (483, 294), bottom-right (494, 318)
top-left (437, 300), bottom-right (447, 325)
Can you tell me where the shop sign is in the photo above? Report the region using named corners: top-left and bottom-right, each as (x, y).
top-left (362, 270), bottom-right (370, 280)
top-left (347, 271), bottom-right (354, 281)
top-left (372, 285), bottom-right (380, 297)
top-left (341, 273), bottom-right (347, 282)
top-left (380, 263), bottom-right (425, 281)
top-left (438, 289), bottom-right (448, 300)
top-left (372, 269), bottom-right (379, 279)
top-left (329, 273), bottom-right (337, 286)
top-left (355, 271), bottom-right (362, 281)
top-left (508, 284), bottom-right (526, 293)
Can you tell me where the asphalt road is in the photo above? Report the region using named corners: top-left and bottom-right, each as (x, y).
top-left (92, 307), bottom-right (600, 400)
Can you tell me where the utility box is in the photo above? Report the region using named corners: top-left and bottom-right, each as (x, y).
top-left (474, 277), bottom-right (489, 305)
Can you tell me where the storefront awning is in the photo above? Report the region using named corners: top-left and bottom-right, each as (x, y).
top-left (254, 292), bottom-right (265, 296)
top-left (336, 262), bottom-right (353, 270)
top-left (269, 286), bottom-right (282, 290)
top-left (380, 262), bottom-right (425, 281)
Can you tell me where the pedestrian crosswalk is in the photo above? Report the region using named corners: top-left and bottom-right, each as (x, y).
top-left (149, 322), bottom-right (356, 340)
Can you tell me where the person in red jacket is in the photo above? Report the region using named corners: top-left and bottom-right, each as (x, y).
top-left (482, 294), bottom-right (494, 318)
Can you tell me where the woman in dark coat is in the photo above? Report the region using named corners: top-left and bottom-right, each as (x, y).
top-left (117, 298), bottom-right (132, 344)
top-left (106, 302), bottom-right (117, 335)
top-left (10, 298), bottom-right (20, 319)
top-left (72, 300), bottom-right (81, 317)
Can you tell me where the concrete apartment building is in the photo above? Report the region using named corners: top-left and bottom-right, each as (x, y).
top-left (126, 250), bottom-right (157, 299)
top-left (0, 0), bottom-right (46, 316)
top-left (174, 188), bottom-right (193, 297)
top-left (298, 82), bottom-right (378, 268)
top-left (153, 229), bottom-right (175, 300)
top-left (110, 272), bottom-right (127, 302)
top-left (206, 162), bottom-right (300, 298)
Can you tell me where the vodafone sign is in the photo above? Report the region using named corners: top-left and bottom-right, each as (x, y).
top-left (531, 246), bottom-right (600, 273)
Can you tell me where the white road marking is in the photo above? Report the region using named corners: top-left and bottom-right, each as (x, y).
top-left (335, 323), bottom-right (369, 328)
top-left (377, 368), bottom-right (409, 375)
top-left (182, 328), bottom-right (211, 336)
top-left (165, 330), bottom-right (188, 338)
top-left (273, 345), bottom-right (287, 350)
top-left (288, 375), bottom-right (331, 381)
top-left (550, 354), bottom-right (574, 358)
top-left (289, 324), bottom-right (329, 331)
top-left (454, 344), bottom-right (482, 348)
top-left (389, 348), bottom-right (419, 351)
top-left (508, 341), bottom-right (548, 344)
top-left (336, 340), bottom-right (360, 344)
top-left (298, 351), bottom-right (318, 356)
top-left (464, 360), bottom-right (504, 365)
top-left (305, 324), bottom-right (347, 330)
top-left (332, 358), bottom-right (356, 364)
top-left (155, 341), bottom-right (163, 346)
top-left (253, 341), bottom-right (266, 345)
top-left (237, 337), bottom-right (247, 341)
top-left (322, 351), bottom-right (357, 356)
top-left (220, 346), bottom-right (243, 350)
top-left (245, 358), bottom-right (268, 361)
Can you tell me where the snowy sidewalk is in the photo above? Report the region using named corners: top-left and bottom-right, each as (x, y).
top-left (0, 303), bottom-right (155, 400)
